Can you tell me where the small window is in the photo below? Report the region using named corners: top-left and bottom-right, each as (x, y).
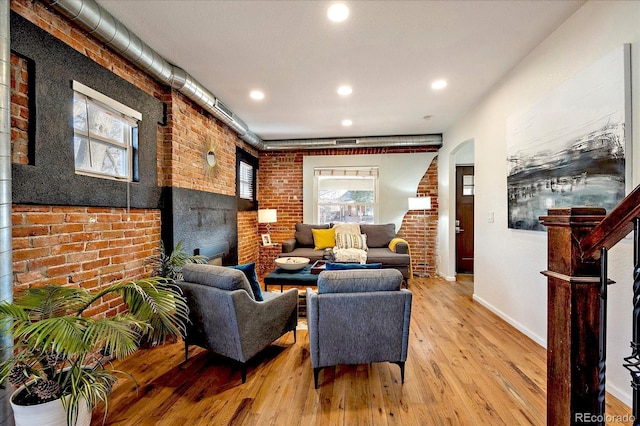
top-left (72, 81), bottom-right (140, 181)
top-left (463, 175), bottom-right (475, 196)
top-left (236, 147), bottom-right (258, 211)
top-left (239, 161), bottom-right (254, 200)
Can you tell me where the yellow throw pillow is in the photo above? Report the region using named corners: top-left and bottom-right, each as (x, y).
top-left (312, 228), bottom-right (336, 250)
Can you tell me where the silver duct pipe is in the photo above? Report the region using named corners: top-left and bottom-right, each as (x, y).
top-left (262, 134), bottom-right (442, 151)
top-left (0, 0), bottom-right (12, 424)
top-left (0, 0), bottom-right (11, 307)
top-left (45, 0), bottom-right (264, 149)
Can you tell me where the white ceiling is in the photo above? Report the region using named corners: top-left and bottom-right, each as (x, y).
top-left (96, 0), bottom-right (585, 141)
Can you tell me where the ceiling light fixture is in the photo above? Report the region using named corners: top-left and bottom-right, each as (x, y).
top-left (342, 119), bottom-right (353, 127)
top-left (327, 3), bottom-right (349, 23)
top-left (431, 79), bottom-right (448, 90)
top-left (250, 90), bottom-right (265, 100)
top-left (337, 85), bottom-right (352, 96)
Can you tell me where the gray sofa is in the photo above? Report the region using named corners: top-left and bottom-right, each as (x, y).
top-left (177, 264), bottom-right (298, 383)
top-left (281, 223), bottom-right (411, 279)
top-left (306, 269), bottom-right (412, 388)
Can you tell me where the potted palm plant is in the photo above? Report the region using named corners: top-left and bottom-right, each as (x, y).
top-left (0, 276), bottom-right (189, 426)
top-left (150, 241), bottom-right (207, 281)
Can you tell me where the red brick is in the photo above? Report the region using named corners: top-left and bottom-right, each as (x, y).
top-left (47, 263), bottom-right (81, 277)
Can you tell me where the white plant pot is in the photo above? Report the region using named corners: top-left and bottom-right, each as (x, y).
top-left (10, 387), bottom-right (91, 426)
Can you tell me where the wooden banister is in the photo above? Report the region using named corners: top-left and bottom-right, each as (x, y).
top-left (580, 184), bottom-right (640, 260)
top-left (540, 208), bottom-right (607, 425)
top-left (541, 183), bottom-right (640, 424)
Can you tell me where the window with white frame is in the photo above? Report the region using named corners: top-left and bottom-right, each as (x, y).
top-left (314, 167), bottom-right (378, 224)
top-left (72, 81), bottom-right (141, 181)
top-left (239, 160), bottom-right (254, 200)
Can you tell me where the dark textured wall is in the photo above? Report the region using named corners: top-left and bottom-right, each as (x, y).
top-left (10, 12), bottom-right (163, 208)
top-left (162, 187), bottom-right (239, 265)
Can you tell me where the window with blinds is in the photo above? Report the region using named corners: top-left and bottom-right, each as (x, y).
top-left (239, 161), bottom-right (254, 200)
top-left (72, 81), bottom-right (141, 181)
top-left (314, 167), bottom-right (379, 224)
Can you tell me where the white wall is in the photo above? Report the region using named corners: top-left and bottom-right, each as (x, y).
top-left (303, 152), bottom-right (436, 229)
top-left (438, 0), bottom-right (640, 405)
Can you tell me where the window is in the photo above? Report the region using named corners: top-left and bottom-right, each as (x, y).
top-left (314, 167), bottom-right (378, 224)
top-left (72, 81), bottom-right (141, 181)
top-left (236, 147), bottom-right (258, 211)
top-left (463, 174), bottom-right (475, 196)
top-left (239, 161), bottom-right (254, 200)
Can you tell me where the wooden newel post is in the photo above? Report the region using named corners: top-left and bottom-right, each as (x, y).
top-left (540, 207), bottom-right (607, 425)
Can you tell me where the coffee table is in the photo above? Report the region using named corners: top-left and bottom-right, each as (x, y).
top-left (263, 265), bottom-right (319, 292)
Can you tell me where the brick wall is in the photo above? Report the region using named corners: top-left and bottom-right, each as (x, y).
top-left (10, 53), bottom-right (29, 165)
top-left (12, 206), bottom-right (160, 316)
top-left (258, 147), bottom-right (439, 276)
top-left (237, 211), bottom-right (260, 264)
top-left (166, 91), bottom-right (254, 194)
top-left (397, 157), bottom-right (438, 276)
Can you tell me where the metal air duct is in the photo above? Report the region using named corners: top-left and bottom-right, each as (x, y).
top-left (0, 1), bottom-right (13, 422)
top-left (44, 0), bottom-right (264, 149)
top-left (262, 134), bottom-right (443, 151)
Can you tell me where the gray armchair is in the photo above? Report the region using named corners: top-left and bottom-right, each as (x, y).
top-left (177, 264), bottom-right (298, 383)
top-left (306, 269), bottom-right (412, 388)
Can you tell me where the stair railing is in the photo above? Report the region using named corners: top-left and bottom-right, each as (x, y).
top-left (541, 184), bottom-right (640, 425)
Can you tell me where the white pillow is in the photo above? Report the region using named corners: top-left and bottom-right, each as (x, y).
top-left (335, 233), bottom-right (368, 250)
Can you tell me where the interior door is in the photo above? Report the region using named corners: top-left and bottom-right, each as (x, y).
top-left (456, 166), bottom-right (474, 274)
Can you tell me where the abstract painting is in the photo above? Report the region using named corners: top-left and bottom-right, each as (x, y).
top-left (507, 45), bottom-right (630, 231)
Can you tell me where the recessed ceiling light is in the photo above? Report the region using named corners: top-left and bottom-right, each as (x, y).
top-left (431, 79), bottom-right (448, 90)
top-left (337, 85), bottom-right (352, 96)
top-left (342, 119), bottom-right (353, 127)
top-left (249, 90), bottom-right (265, 100)
top-left (327, 3), bottom-right (349, 22)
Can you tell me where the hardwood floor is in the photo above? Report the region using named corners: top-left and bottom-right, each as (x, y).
top-left (92, 275), bottom-right (632, 425)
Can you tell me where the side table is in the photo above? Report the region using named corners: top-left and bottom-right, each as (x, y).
top-left (258, 244), bottom-right (281, 277)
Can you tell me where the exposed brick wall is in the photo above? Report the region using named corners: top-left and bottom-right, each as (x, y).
top-left (258, 147), bottom-right (439, 276)
top-left (167, 92), bottom-right (245, 195)
top-left (237, 211), bottom-right (259, 264)
top-left (10, 53), bottom-right (29, 165)
top-left (12, 205), bottom-right (160, 317)
top-left (397, 157), bottom-right (438, 276)
top-left (258, 151), bottom-right (304, 243)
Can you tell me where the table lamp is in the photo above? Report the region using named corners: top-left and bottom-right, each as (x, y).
top-left (258, 209), bottom-right (277, 246)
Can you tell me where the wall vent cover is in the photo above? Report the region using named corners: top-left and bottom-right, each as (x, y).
top-left (214, 99), bottom-right (233, 119)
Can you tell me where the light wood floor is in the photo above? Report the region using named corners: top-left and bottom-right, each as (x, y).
top-left (91, 275), bottom-right (632, 425)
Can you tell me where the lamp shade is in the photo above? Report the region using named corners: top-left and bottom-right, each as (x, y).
top-left (258, 209), bottom-right (278, 224)
top-left (408, 196), bottom-right (431, 210)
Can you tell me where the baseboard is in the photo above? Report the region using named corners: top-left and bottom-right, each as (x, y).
top-left (437, 272), bottom-right (456, 281)
top-left (472, 294), bottom-right (546, 348)
top-left (473, 294), bottom-right (633, 409)
top-left (607, 381), bottom-right (632, 408)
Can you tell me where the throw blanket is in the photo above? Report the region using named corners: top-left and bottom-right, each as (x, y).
top-left (332, 247), bottom-right (368, 264)
top-left (389, 238), bottom-right (413, 279)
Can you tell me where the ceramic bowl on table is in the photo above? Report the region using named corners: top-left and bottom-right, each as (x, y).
top-left (275, 257), bottom-right (310, 271)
